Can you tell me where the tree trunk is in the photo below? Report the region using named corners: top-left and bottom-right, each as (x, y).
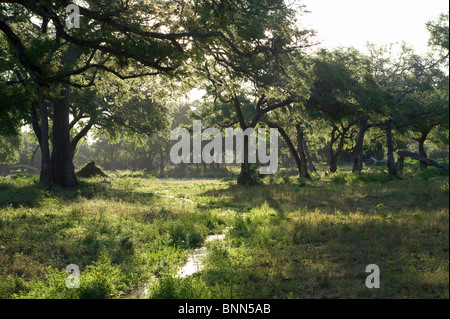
top-left (397, 155), bottom-right (404, 173)
top-left (266, 121), bottom-right (310, 179)
top-left (385, 119), bottom-right (397, 176)
top-left (29, 145), bottom-right (40, 168)
top-left (352, 116), bottom-right (369, 173)
top-left (148, 153), bottom-right (154, 171)
top-left (329, 155), bottom-right (338, 173)
top-left (397, 150), bottom-right (449, 172)
top-left (240, 133), bottom-right (250, 175)
top-left (295, 124), bottom-right (311, 178)
top-left (281, 126), bottom-right (305, 177)
top-left (51, 83), bottom-right (78, 188)
top-left (303, 139), bottom-right (316, 173)
top-left (71, 121), bottom-right (93, 159)
top-left (37, 90), bottom-right (52, 187)
top-left (418, 132), bottom-right (429, 169)
top-left (159, 145), bottom-right (165, 175)
top-left (327, 126), bottom-right (338, 168)
top-left (329, 126), bottom-right (348, 173)
top-left (132, 142), bottom-right (137, 172)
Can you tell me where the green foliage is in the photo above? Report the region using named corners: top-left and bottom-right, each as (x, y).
top-left (167, 217), bottom-right (209, 249)
top-left (78, 249), bottom-right (126, 299)
top-left (0, 175), bottom-right (43, 207)
top-left (149, 276), bottom-right (211, 299)
top-left (0, 135), bottom-right (21, 164)
top-left (426, 12), bottom-right (449, 58)
top-left (237, 164), bottom-right (263, 186)
top-left (12, 250), bottom-right (126, 299)
top-left (0, 170), bottom-right (448, 299)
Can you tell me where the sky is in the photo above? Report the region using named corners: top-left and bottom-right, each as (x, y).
top-left (189, 0), bottom-right (448, 101)
top-left (299, 0), bottom-right (449, 55)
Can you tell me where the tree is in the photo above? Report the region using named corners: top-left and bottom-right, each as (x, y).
top-left (366, 42), bottom-right (432, 175)
top-left (367, 12), bottom-right (449, 175)
top-left (0, 134), bottom-right (21, 166)
top-left (307, 48), bottom-right (378, 173)
top-left (191, 1), bottom-right (315, 183)
top-left (264, 103), bottom-right (314, 179)
top-left (402, 67), bottom-right (449, 168)
top-left (1, 0), bottom-right (275, 188)
top-left (426, 12), bottom-right (449, 62)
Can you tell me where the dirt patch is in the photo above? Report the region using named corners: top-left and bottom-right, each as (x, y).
top-left (76, 161), bottom-right (107, 178)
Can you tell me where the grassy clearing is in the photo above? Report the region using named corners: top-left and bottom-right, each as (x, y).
top-left (0, 163), bottom-right (448, 299)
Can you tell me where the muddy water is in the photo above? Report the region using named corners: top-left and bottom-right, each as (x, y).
top-left (127, 231), bottom-right (228, 299)
top-left (177, 233), bottom-right (227, 278)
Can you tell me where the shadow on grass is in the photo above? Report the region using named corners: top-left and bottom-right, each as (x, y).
top-left (0, 175), bottom-right (159, 208)
top-left (196, 210), bottom-right (449, 299)
top-left (198, 170), bottom-right (449, 215)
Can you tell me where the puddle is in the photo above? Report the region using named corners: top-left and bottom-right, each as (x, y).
top-left (157, 194), bottom-right (195, 204)
top-left (177, 231), bottom-right (228, 278)
top-left (177, 246), bottom-right (208, 277)
top-left (126, 230), bottom-right (229, 298)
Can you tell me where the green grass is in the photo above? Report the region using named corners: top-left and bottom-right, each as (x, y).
top-left (0, 165), bottom-right (448, 299)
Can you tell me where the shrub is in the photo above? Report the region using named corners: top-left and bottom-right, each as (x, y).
top-left (237, 165), bottom-right (262, 186)
top-left (149, 276), bottom-right (211, 299)
top-left (169, 218), bottom-right (208, 249)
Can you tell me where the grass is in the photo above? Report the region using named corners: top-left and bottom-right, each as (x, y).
top-left (0, 162), bottom-right (448, 299)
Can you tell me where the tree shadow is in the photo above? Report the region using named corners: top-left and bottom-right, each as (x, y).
top-left (198, 183), bottom-right (287, 218)
top-left (199, 213), bottom-right (449, 298)
top-left (0, 178), bottom-right (160, 208)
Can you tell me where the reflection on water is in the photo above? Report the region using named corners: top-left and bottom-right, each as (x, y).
top-left (177, 233), bottom-right (227, 278)
top-left (127, 231), bottom-right (228, 298)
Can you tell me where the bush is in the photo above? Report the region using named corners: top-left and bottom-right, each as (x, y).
top-left (169, 218), bottom-right (208, 249)
top-left (149, 276), bottom-right (211, 299)
top-left (237, 165), bottom-right (262, 186)
top-left (12, 250), bottom-right (127, 299)
top-left (79, 250), bottom-right (126, 299)
top-left (418, 167), bottom-right (448, 181)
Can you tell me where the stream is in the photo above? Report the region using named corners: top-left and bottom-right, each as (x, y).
top-left (127, 230), bottom-right (228, 299)
top-left (176, 233), bottom-right (227, 278)
top-left (126, 191), bottom-right (230, 298)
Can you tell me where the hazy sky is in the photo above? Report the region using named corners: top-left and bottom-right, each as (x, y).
top-left (300, 0), bottom-right (449, 54)
top-left (188, 1), bottom-right (449, 101)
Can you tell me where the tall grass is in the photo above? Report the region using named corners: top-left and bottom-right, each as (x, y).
top-left (0, 167), bottom-right (448, 299)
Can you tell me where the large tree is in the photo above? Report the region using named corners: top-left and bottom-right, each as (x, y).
top-left (1, 0), bottom-right (277, 187)
top-left (191, 1), bottom-right (315, 183)
top-left (306, 48), bottom-right (384, 173)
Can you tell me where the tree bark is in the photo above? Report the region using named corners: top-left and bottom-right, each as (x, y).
top-left (329, 125), bottom-right (348, 173)
top-left (71, 121), bottom-right (93, 159)
top-left (266, 121), bottom-right (310, 179)
top-left (303, 139), bottom-right (316, 173)
top-left (51, 83), bottom-right (78, 187)
top-left (385, 119), bottom-right (397, 176)
top-left (352, 116), bottom-right (369, 173)
top-left (329, 153), bottom-right (338, 173)
top-left (240, 132), bottom-right (250, 176)
top-left (159, 144), bottom-right (165, 175)
top-left (295, 124), bottom-right (311, 178)
top-left (397, 155), bottom-right (404, 173)
top-left (327, 126), bottom-right (337, 167)
top-left (417, 131), bottom-right (429, 169)
top-left (37, 90), bottom-right (52, 187)
top-left (397, 150), bottom-right (449, 172)
top-left (29, 145), bottom-right (40, 168)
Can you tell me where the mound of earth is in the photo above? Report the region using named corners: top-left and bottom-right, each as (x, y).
top-left (76, 161), bottom-right (107, 178)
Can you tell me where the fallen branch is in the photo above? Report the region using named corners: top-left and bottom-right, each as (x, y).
top-left (369, 156), bottom-right (387, 166)
top-left (2, 164), bottom-right (40, 176)
top-left (397, 151), bottom-right (449, 172)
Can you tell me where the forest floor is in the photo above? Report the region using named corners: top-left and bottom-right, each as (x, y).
top-left (0, 162), bottom-right (448, 299)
